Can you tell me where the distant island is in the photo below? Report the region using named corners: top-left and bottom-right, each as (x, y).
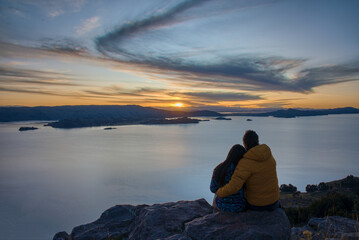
top-left (104, 127), bottom-right (116, 130)
top-left (229, 107), bottom-right (359, 118)
top-left (142, 117), bottom-right (200, 125)
top-left (1, 105), bottom-right (358, 129)
top-left (19, 126), bottom-right (38, 131)
top-left (215, 117), bottom-right (232, 120)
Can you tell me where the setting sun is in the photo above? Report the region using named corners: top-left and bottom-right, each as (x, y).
top-left (173, 103), bottom-right (183, 107)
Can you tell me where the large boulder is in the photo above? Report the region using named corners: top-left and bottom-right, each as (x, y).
top-left (53, 198), bottom-right (291, 240)
top-left (184, 208), bottom-right (291, 240)
top-left (71, 204), bottom-right (147, 239)
top-left (128, 199), bottom-right (213, 239)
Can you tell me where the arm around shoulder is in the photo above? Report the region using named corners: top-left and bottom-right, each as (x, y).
top-left (216, 161), bottom-right (251, 198)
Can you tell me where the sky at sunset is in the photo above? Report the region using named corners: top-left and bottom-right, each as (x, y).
top-left (0, 0), bottom-right (358, 110)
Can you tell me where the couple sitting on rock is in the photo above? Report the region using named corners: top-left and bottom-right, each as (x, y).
top-left (210, 130), bottom-right (280, 212)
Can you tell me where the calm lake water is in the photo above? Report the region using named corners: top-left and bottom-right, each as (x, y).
top-left (0, 115), bottom-right (358, 240)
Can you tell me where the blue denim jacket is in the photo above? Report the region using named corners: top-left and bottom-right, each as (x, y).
top-left (210, 163), bottom-right (247, 212)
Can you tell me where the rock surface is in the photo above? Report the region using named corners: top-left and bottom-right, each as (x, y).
top-left (291, 216), bottom-right (359, 240)
top-left (53, 198), bottom-right (292, 240)
top-left (184, 208), bottom-right (291, 240)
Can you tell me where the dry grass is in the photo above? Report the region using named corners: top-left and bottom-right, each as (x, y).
top-left (280, 192), bottom-right (326, 209)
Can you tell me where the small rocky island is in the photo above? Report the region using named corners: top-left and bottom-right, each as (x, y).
top-left (19, 126), bottom-right (38, 131)
top-left (215, 117), bottom-right (232, 120)
top-left (141, 117), bottom-right (200, 125)
top-left (104, 127), bottom-right (116, 130)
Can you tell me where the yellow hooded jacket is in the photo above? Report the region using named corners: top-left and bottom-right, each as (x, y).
top-left (216, 144), bottom-right (279, 207)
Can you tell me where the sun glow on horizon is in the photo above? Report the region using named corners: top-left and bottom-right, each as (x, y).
top-left (172, 102), bottom-right (184, 107)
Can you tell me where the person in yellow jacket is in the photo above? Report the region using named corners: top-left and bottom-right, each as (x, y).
top-left (216, 130), bottom-right (280, 210)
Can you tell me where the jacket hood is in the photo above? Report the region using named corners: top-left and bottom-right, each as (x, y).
top-left (244, 144), bottom-right (272, 162)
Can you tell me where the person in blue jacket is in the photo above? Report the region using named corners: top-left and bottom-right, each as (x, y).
top-left (210, 144), bottom-right (247, 212)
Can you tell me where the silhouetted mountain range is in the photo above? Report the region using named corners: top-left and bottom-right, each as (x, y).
top-left (229, 107), bottom-right (359, 118)
top-left (1, 105), bottom-right (358, 128)
top-left (0, 105), bottom-right (222, 123)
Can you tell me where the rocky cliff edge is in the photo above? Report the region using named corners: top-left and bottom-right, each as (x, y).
top-left (53, 198), bottom-right (292, 240)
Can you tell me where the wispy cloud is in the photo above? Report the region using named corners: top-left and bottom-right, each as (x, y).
top-left (40, 38), bottom-right (90, 56)
top-left (2, 37), bottom-right (359, 98)
top-left (37, 0), bottom-right (88, 17)
top-left (169, 91), bottom-right (261, 103)
top-left (80, 85), bottom-right (261, 106)
top-left (5, 6), bottom-right (27, 18)
top-left (255, 98), bottom-right (303, 108)
top-left (48, 9), bottom-right (64, 17)
top-left (0, 65), bottom-right (81, 87)
top-left (0, 65), bottom-right (70, 78)
top-left (93, 0), bottom-right (359, 94)
top-left (0, 40), bottom-right (89, 60)
top-left (151, 57), bottom-right (359, 92)
top-left (75, 16), bottom-right (100, 35)
top-left (96, 0), bottom-right (208, 56)
top-left (296, 63), bottom-right (359, 90)
top-left (82, 86), bottom-right (169, 99)
top-left (0, 63), bottom-right (259, 105)
top-left (0, 86), bottom-right (68, 96)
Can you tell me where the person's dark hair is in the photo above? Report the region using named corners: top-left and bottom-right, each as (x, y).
top-left (243, 130), bottom-right (259, 150)
top-left (214, 144), bottom-right (246, 186)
